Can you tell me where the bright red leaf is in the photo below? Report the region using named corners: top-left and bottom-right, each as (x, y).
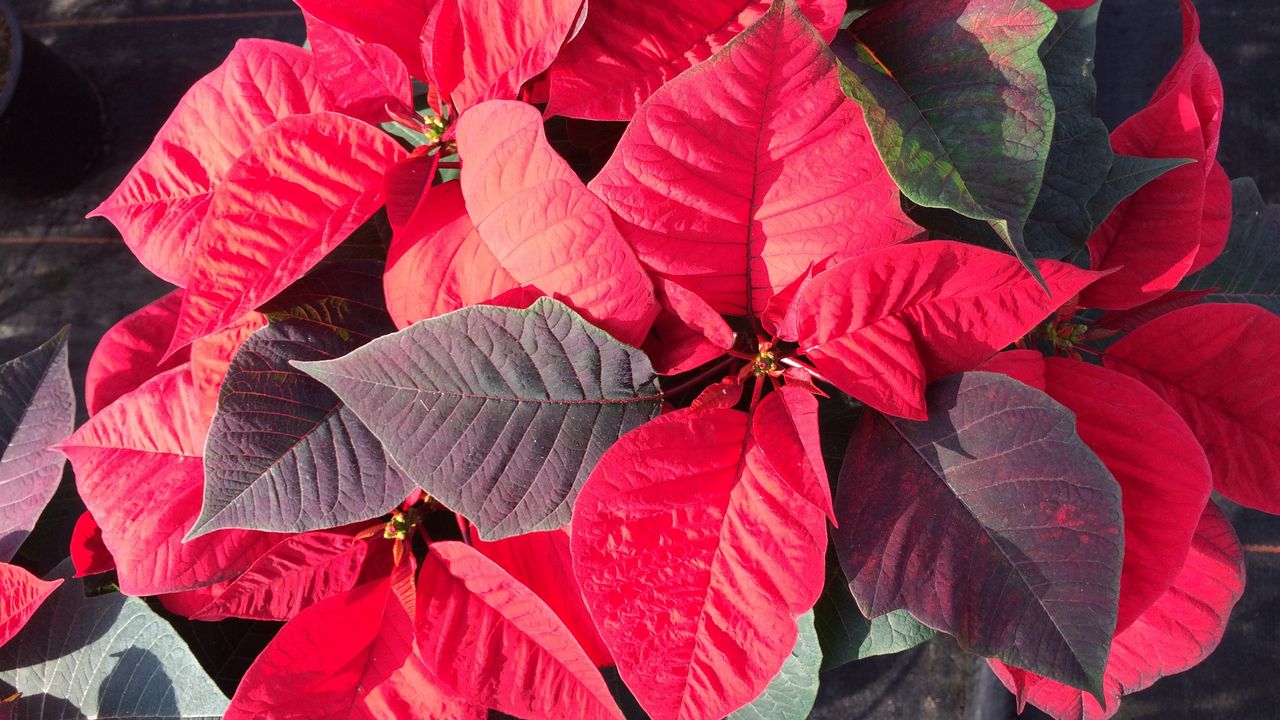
top-left (989, 502), bottom-right (1245, 720)
top-left (546, 0), bottom-right (844, 120)
top-left (85, 290), bottom-right (189, 416)
top-left (1082, 0), bottom-right (1226, 310)
top-left (60, 366), bottom-right (282, 595)
top-left (781, 241), bottom-right (1101, 420)
top-left (457, 100), bottom-right (659, 346)
top-left (590, 0), bottom-right (917, 317)
top-left (70, 511), bottom-right (115, 578)
top-left (416, 540), bottom-right (623, 720)
top-left (0, 563), bottom-right (60, 649)
top-left (469, 527), bottom-right (612, 667)
top-left (642, 276), bottom-right (735, 375)
top-left (167, 111), bottom-right (405, 354)
top-left (303, 10), bottom-right (413, 124)
top-left (89, 40), bottom-right (328, 285)
top-left (293, 0), bottom-right (430, 80)
top-left (980, 351), bottom-right (1212, 631)
top-left (1104, 303), bottom-right (1280, 514)
top-left (572, 407), bottom-right (827, 720)
top-left (752, 386), bottom-right (834, 523)
top-left (384, 151), bottom-right (439, 233)
top-left (189, 311), bottom-right (267, 420)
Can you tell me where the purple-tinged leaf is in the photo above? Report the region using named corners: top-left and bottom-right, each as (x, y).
top-left (297, 298), bottom-right (662, 540)
top-left (191, 262), bottom-right (414, 537)
top-left (0, 330), bottom-right (74, 562)
top-left (833, 372), bottom-right (1123, 698)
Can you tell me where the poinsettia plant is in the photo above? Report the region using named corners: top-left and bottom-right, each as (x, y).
top-left (1, 0), bottom-right (1277, 718)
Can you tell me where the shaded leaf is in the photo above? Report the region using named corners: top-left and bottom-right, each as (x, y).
top-left (416, 541), bottom-right (621, 720)
top-left (0, 331), bottom-right (73, 562)
top-left (298, 298), bottom-right (662, 540)
top-left (189, 311), bottom-right (268, 420)
top-left (89, 40), bottom-right (328, 285)
top-left (168, 112), bottom-right (405, 353)
top-left (546, 0), bottom-right (844, 120)
top-left (833, 372), bottom-right (1123, 696)
top-left (1180, 176), bottom-right (1280, 313)
top-left (835, 0), bottom-right (1056, 269)
top-left (590, 0), bottom-right (917, 318)
top-left (457, 101), bottom-right (658, 346)
top-left (728, 610), bottom-right (821, 720)
top-left (193, 262), bottom-right (413, 537)
top-left (0, 562), bottom-right (227, 719)
top-left (572, 407), bottom-right (827, 720)
top-left (1104, 303), bottom-right (1280, 514)
top-left (1083, 154), bottom-right (1191, 237)
top-left (84, 290), bottom-right (189, 416)
top-left (813, 559), bottom-right (932, 671)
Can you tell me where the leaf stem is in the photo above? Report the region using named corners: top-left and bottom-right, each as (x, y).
top-left (661, 355), bottom-right (737, 398)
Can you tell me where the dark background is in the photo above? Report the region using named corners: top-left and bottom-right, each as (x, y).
top-left (0, 1), bottom-right (1275, 717)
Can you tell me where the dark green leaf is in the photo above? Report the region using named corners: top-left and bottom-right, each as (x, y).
top-left (1085, 153), bottom-right (1193, 235)
top-left (834, 0), bottom-right (1057, 273)
top-left (729, 611), bottom-right (821, 720)
top-left (297, 298), bottom-right (662, 540)
top-left (1180, 177), bottom-right (1280, 313)
top-left (814, 559), bottom-right (933, 671)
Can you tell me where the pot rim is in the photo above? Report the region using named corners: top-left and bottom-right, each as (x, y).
top-left (0, 0), bottom-right (23, 117)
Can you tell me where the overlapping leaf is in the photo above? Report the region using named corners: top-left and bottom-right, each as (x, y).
top-left (61, 366), bottom-right (282, 595)
top-left (193, 262), bottom-right (414, 537)
top-left (167, 111), bottom-right (405, 353)
top-left (834, 372), bottom-right (1123, 695)
top-left (299, 298), bottom-right (662, 540)
top-left (190, 311), bottom-right (268, 420)
top-left (1180, 177), bottom-right (1280, 313)
top-left (1081, 0), bottom-right (1227, 309)
top-left (416, 541), bottom-right (622, 719)
top-left (292, 0), bottom-right (430, 80)
top-left (85, 290), bottom-right (189, 416)
top-left (69, 511), bottom-right (114, 578)
top-left (590, 0), bottom-right (918, 317)
top-left (834, 0), bottom-right (1056, 268)
top-left (0, 331), bottom-right (73, 562)
top-left (0, 564), bottom-right (59, 650)
top-left (0, 562), bottom-right (227, 720)
top-left (778, 241), bottom-right (1100, 419)
top-left (303, 11), bottom-right (411, 124)
top-left (546, 0), bottom-right (844, 120)
top-left (89, 40), bottom-right (328, 285)
top-left (989, 502), bottom-right (1244, 720)
top-left (813, 560), bottom-right (933, 670)
top-left (1104, 303), bottom-right (1280, 514)
top-left (728, 611), bottom-right (821, 720)
top-left (572, 407), bottom-right (827, 720)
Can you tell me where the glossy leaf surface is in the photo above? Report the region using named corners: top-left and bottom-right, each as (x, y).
top-left (0, 331), bottom-right (73, 562)
top-left (0, 563), bottom-right (227, 719)
top-left (194, 262), bottom-right (413, 537)
top-left (573, 407), bottom-right (827, 720)
top-left (1104, 303), bottom-right (1280, 514)
top-left (835, 0), bottom-right (1056, 265)
top-left (834, 372), bottom-right (1123, 695)
top-left (590, 0), bottom-right (917, 317)
top-left (299, 298), bottom-right (662, 540)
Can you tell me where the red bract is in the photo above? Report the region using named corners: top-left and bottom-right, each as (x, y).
top-left (302, 11), bottom-right (413, 124)
top-left (0, 563), bottom-right (60, 648)
top-left (84, 289), bottom-right (189, 416)
top-left (69, 511), bottom-right (114, 577)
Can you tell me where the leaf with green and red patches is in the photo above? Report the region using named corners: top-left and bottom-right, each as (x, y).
top-left (590, 0), bottom-right (917, 318)
top-left (833, 372), bottom-right (1123, 697)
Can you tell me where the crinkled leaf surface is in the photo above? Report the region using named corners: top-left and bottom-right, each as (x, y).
top-left (61, 366), bottom-right (282, 595)
top-left (85, 290), bottom-right (189, 416)
top-left (89, 40), bottom-right (327, 285)
top-left (0, 562), bottom-right (227, 720)
top-left (292, 0), bottom-right (429, 80)
top-left (0, 331), bottom-right (73, 562)
top-left (590, 0), bottom-right (917, 317)
top-left (193, 262), bottom-right (413, 537)
top-left (980, 351), bottom-right (1212, 632)
top-left (299, 298), bottom-right (661, 540)
top-left (1024, 3), bottom-right (1112, 258)
top-left (1180, 177), bottom-right (1280, 313)
top-left (834, 0), bottom-right (1056, 268)
top-left (0, 563), bottom-right (59, 650)
top-left (989, 502), bottom-right (1244, 720)
top-left (303, 11), bottom-right (411, 124)
top-left (728, 610), bottom-right (820, 720)
top-left (813, 560), bottom-right (933, 670)
top-left (546, 0), bottom-right (844, 120)
top-left (457, 101), bottom-right (658, 346)
top-left (416, 541), bottom-right (621, 720)
top-left (189, 312), bottom-right (268, 421)
top-left (572, 406), bottom-right (827, 720)
top-left (168, 111), bottom-right (405, 353)
top-left (1104, 303), bottom-right (1280, 514)
top-left (780, 241), bottom-right (1100, 419)
top-left (1081, 0), bottom-right (1226, 309)
top-left (833, 372), bottom-right (1123, 696)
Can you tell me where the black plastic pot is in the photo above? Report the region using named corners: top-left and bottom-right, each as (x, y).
top-left (0, 0), bottom-right (104, 199)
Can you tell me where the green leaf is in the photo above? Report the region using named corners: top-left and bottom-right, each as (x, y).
top-left (0, 562), bottom-right (228, 719)
top-left (834, 0), bottom-right (1057, 275)
top-left (814, 558), bottom-right (933, 671)
top-left (1180, 177), bottom-right (1280, 313)
top-left (729, 611), bottom-right (822, 720)
top-left (1086, 153), bottom-right (1193, 234)
top-left (1023, 3), bottom-right (1112, 259)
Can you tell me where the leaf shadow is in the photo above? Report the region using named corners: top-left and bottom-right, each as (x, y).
top-left (96, 647), bottom-right (180, 718)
